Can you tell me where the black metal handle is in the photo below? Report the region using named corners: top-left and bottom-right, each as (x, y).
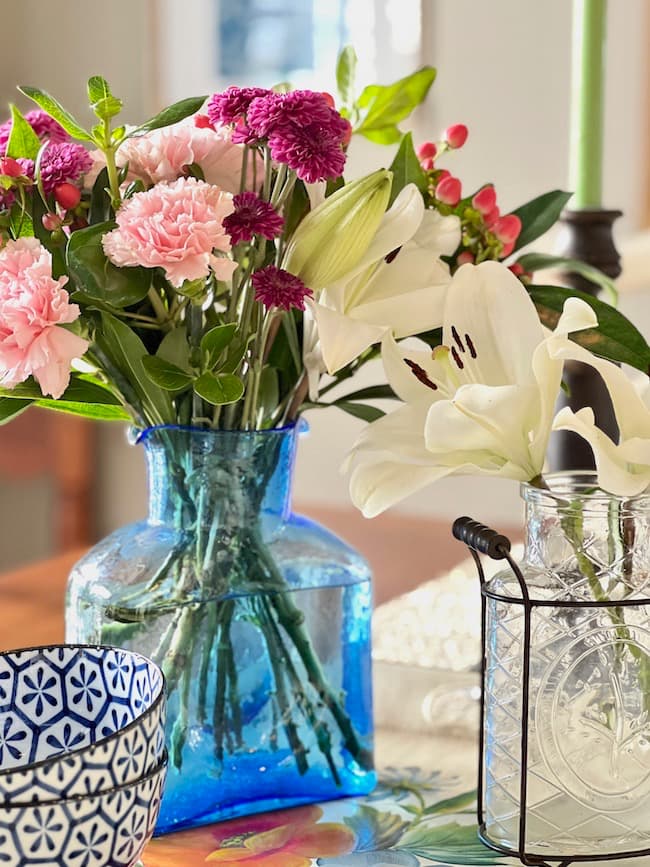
top-left (452, 516), bottom-right (512, 560)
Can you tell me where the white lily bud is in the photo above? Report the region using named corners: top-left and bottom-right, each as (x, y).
top-left (282, 169), bottom-right (392, 290)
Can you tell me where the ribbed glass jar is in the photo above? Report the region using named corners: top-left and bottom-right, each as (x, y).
top-left (65, 422), bottom-right (375, 834)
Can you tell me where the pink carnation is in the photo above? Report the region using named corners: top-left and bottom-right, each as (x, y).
top-left (39, 142), bottom-right (92, 195)
top-left (0, 238), bottom-right (88, 398)
top-left (115, 119), bottom-right (252, 193)
top-left (102, 177), bottom-right (236, 287)
top-left (252, 265), bottom-right (312, 311)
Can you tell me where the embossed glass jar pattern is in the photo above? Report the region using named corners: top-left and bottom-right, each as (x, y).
top-left (483, 473), bottom-right (650, 860)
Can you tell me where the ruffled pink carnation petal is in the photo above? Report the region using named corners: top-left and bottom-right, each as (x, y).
top-left (206, 86), bottom-right (271, 126)
top-left (223, 192), bottom-right (284, 244)
top-left (0, 237), bottom-right (88, 398)
top-left (115, 119), bottom-right (257, 193)
top-left (252, 265), bottom-right (312, 311)
top-left (102, 177), bottom-right (236, 287)
top-left (268, 124), bottom-right (346, 183)
top-left (39, 143), bottom-right (92, 195)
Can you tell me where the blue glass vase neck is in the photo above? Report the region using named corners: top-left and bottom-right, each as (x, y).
top-left (140, 425), bottom-right (299, 532)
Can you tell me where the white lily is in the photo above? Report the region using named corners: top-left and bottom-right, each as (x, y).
top-left (551, 345), bottom-right (650, 496)
top-left (306, 184), bottom-right (461, 382)
top-left (346, 261), bottom-right (598, 517)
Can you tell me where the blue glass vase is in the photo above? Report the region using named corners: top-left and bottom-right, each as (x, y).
top-left (65, 422), bottom-right (375, 834)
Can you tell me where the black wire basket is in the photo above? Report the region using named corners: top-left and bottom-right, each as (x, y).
top-left (454, 515), bottom-right (650, 867)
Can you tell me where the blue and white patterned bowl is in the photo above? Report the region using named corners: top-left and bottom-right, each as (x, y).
top-left (0, 749), bottom-right (167, 867)
top-left (0, 645), bottom-right (166, 803)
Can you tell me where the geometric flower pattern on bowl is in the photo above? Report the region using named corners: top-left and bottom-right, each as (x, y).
top-left (0, 750), bottom-right (167, 867)
top-left (0, 646), bottom-right (165, 803)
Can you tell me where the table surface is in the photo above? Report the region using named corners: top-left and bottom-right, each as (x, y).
top-left (0, 547), bottom-right (481, 865)
top-left (3, 550), bottom-right (644, 866)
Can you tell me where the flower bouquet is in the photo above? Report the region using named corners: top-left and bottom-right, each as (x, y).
top-left (0, 47), bottom-right (647, 831)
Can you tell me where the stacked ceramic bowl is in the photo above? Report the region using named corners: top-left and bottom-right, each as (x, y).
top-left (0, 644), bottom-right (167, 867)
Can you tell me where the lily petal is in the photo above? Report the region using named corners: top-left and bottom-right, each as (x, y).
top-left (309, 300), bottom-right (387, 375)
top-left (443, 261), bottom-right (545, 387)
top-left (553, 406), bottom-right (650, 496)
top-left (425, 383), bottom-right (541, 478)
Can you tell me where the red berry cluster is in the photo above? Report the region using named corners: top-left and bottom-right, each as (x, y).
top-left (415, 125), bottom-right (525, 274)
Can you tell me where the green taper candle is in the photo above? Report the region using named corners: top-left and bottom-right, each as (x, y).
top-left (569, 0), bottom-right (607, 209)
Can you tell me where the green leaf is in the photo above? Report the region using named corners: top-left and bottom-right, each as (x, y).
top-left (88, 167), bottom-right (112, 224)
top-left (398, 821), bottom-right (502, 864)
top-left (142, 356), bottom-right (193, 391)
top-left (257, 366), bottom-right (279, 423)
top-left (9, 200), bottom-right (34, 239)
top-left (511, 190), bottom-right (572, 252)
top-left (194, 372), bottom-right (244, 405)
top-left (95, 312), bottom-right (174, 424)
top-left (157, 327), bottom-right (192, 373)
top-left (35, 399), bottom-right (130, 421)
top-left (334, 400), bottom-right (385, 422)
top-left (422, 789), bottom-right (477, 815)
top-left (336, 45), bottom-right (358, 109)
top-left (283, 181), bottom-right (310, 238)
top-left (388, 132), bottom-right (427, 206)
top-left (128, 96), bottom-right (207, 136)
top-left (0, 373), bottom-right (122, 405)
top-left (219, 335), bottom-right (251, 375)
top-left (201, 323), bottom-right (237, 369)
top-left (18, 86), bottom-right (93, 142)
top-left (66, 222), bottom-right (151, 307)
top-left (6, 104), bottom-right (41, 160)
top-left (281, 312), bottom-right (301, 374)
top-left (529, 284), bottom-right (650, 372)
top-left (519, 252), bottom-right (618, 304)
top-left (87, 76), bottom-right (123, 120)
top-left (354, 67), bottom-right (436, 144)
top-left (0, 397), bottom-right (33, 424)
top-left (339, 384), bottom-right (397, 402)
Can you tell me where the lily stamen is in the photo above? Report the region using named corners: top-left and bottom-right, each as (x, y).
top-left (451, 346), bottom-right (464, 370)
top-left (451, 325), bottom-right (465, 352)
top-left (465, 333), bottom-right (477, 358)
top-left (404, 358), bottom-right (438, 390)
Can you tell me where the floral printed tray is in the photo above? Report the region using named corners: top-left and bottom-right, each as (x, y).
top-left (143, 769), bottom-right (508, 866)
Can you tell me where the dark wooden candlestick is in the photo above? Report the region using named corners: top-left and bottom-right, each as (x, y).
top-left (547, 208), bottom-right (622, 471)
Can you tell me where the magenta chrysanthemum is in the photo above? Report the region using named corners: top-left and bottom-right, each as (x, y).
top-left (39, 143), bottom-right (92, 195)
top-left (244, 90), bottom-right (349, 182)
top-left (207, 86), bottom-right (271, 127)
top-left (223, 192), bottom-right (284, 245)
top-left (0, 110), bottom-right (68, 156)
top-left (247, 90), bottom-right (335, 138)
top-left (252, 265), bottom-right (313, 311)
top-left (24, 110), bottom-right (69, 144)
top-left (268, 124), bottom-right (347, 183)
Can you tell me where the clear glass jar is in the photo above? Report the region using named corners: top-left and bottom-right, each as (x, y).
top-left (66, 422), bottom-right (375, 834)
top-left (483, 473), bottom-right (650, 859)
